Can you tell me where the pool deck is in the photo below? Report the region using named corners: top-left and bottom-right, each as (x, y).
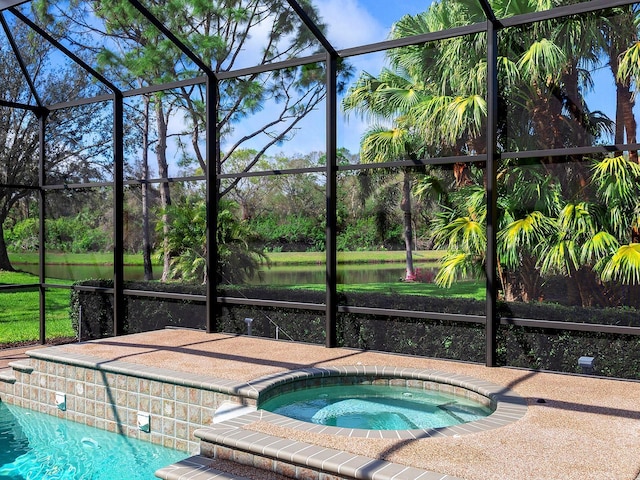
top-left (4, 329), bottom-right (640, 480)
top-left (0, 345), bottom-right (40, 369)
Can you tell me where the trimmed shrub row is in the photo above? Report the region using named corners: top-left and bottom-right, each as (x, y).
top-left (71, 281), bottom-right (640, 379)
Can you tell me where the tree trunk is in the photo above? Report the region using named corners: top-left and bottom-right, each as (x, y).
top-left (576, 267), bottom-right (607, 308)
top-left (0, 222), bottom-right (15, 271)
top-left (609, 34), bottom-right (638, 163)
top-left (142, 95), bottom-right (153, 281)
top-left (531, 82), bottom-right (564, 150)
top-left (154, 98), bottom-right (172, 282)
top-left (564, 275), bottom-right (582, 306)
top-left (501, 269), bottom-right (523, 302)
top-left (562, 65), bottom-right (586, 146)
top-left (564, 264), bottom-right (582, 306)
top-left (620, 85), bottom-right (638, 163)
top-left (401, 170), bottom-right (415, 280)
top-left (519, 255), bottom-right (542, 302)
top-left (615, 80), bottom-right (625, 149)
top-left (453, 163), bottom-right (472, 188)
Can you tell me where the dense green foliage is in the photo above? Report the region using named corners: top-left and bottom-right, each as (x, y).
top-left (342, 2), bottom-right (640, 305)
top-left (68, 280), bottom-right (640, 379)
top-left (6, 214), bottom-right (111, 253)
top-left (158, 196), bottom-right (269, 283)
top-left (248, 213), bottom-right (326, 252)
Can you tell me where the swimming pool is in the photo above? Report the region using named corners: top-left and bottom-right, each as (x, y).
top-left (0, 402), bottom-right (185, 480)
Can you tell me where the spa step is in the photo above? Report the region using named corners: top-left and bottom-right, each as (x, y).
top-left (155, 454), bottom-right (286, 480)
top-left (8, 361), bottom-right (34, 373)
top-left (0, 368), bottom-right (16, 384)
top-left (195, 412), bottom-right (462, 480)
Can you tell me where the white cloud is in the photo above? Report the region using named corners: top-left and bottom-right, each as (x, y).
top-left (176, 2), bottom-right (397, 161)
top-left (316, 0), bottom-right (389, 50)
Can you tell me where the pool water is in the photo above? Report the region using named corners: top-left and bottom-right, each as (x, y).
top-left (260, 384), bottom-right (492, 430)
top-left (0, 402), bottom-right (185, 480)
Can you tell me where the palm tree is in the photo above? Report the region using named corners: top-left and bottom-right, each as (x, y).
top-left (341, 9), bottom-right (489, 279)
top-left (433, 155), bottom-right (640, 306)
top-left (345, 0), bottom-right (639, 297)
top-left (589, 156), bottom-right (640, 288)
top-left (160, 196), bottom-right (267, 284)
top-left (430, 181), bottom-right (487, 288)
top-left (602, 4), bottom-right (639, 162)
top-left (532, 155), bottom-right (640, 307)
top-left (343, 66), bottom-right (428, 280)
top-left (367, 0), bottom-right (607, 170)
top-left (388, 5), bottom-right (488, 185)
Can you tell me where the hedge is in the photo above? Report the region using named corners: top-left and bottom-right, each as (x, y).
top-left (71, 280), bottom-right (640, 379)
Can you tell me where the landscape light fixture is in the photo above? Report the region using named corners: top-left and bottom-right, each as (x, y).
top-left (578, 356), bottom-right (595, 375)
top-left (244, 318), bottom-right (254, 336)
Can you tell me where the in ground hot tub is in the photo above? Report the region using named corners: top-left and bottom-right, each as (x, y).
top-left (260, 381), bottom-right (492, 430)
top-left (255, 366), bottom-right (526, 437)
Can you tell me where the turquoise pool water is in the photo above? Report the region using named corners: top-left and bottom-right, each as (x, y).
top-left (0, 402), bottom-right (185, 479)
top-left (260, 384), bottom-right (492, 430)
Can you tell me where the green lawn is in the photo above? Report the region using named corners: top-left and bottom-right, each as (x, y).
top-left (267, 250), bottom-right (445, 265)
top-left (10, 250), bottom-right (445, 266)
top-left (290, 280), bottom-right (485, 300)
top-left (0, 270), bottom-right (75, 345)
top-left (0, 249), bottom-right (470, 346)
top-left (9, 252), bottom-right (161, 266)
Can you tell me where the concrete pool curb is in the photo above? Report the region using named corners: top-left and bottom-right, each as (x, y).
top-left (6, 347), bottom-right (527, 442)
top-left (247, 365), bottom-right (528, 439)
top-left (194, 411), bottom-right (465, 480)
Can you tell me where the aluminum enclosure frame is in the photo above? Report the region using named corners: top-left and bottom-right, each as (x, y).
top-left (1, 0), bottom-right (639, 369)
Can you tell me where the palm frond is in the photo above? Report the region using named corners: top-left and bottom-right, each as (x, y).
top-left (498, 55), bottom-right (521, 89)
top-left (517, 38), bottom-right (566, 85)
top-left (581, 231), bottom-right (620, 265)
top-left (591, 155), bottom-right (640, 206)
top-left (443, 95), bottom-right (487, 143)
top-left (434, 251), bottom-right (478, 288)
top-left (413, 174), bottom-right (448, 203)
top-left (558, 202), bottom-right (597, 237)
top-left (538, 235), bottom-right (580, 276)
top-left (360, 126), bottom-right (409, 163)
top-left (434, 216), bottom-right (486, 254)
top-left (498, 211), bottom-right (555, 268)
top-left (617, 41), bottom-right (640, 88)
top-left (600, 243), bottom-right (640, 284)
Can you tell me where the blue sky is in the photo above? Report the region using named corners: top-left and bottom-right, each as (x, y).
top-left (270, 0), bottom-right (627, 158)
top-left (217, 1), bottom-right (434, 162)
top-left (316, 0), bottom-right (430, 50)
top-left (190, 1), bottom-right (629, 173)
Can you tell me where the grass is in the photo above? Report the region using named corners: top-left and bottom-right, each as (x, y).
top-left (267, 250), bottom-right (445, 265)
top-left (9, 252), bottom-right (161, 266)
top-left (0, 270), bottom-right (75, 345)
top-left (9, 250), bottom-right (445, 266)
top-left (0, 249), bottom-right (470, 346)
top-left (290, 280), bottom-right (486, 300)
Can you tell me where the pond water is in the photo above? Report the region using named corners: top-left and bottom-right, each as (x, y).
top-left (15, 262), bottom-right (433, 285)
top-left (250, 263), bottom-right (414, 285)
top-left (0, 402), bottom-right (185, 480)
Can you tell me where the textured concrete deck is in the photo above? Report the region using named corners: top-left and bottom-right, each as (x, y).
top-left (9, 330), bottom-right (640, 480)
top-left (0, 345), bottom-right (41, 369)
